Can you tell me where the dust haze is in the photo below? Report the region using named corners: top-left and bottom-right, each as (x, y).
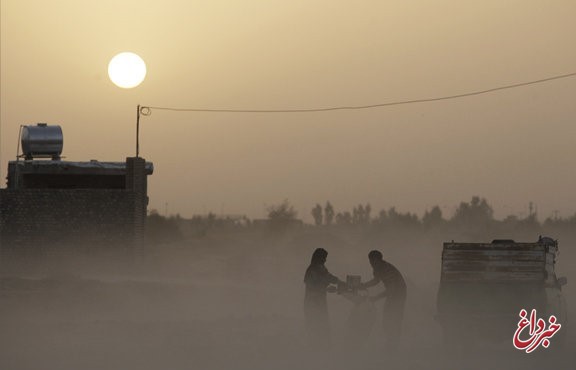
top-left (2, 1), bottom-right (576, 369)
top-left (2, 1), bottom-right (576, 220)
top-left (1, 211), bottom-right (575, 370)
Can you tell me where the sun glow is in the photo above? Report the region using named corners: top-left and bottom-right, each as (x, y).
top-left (108, 52), bottom-right (147, 88)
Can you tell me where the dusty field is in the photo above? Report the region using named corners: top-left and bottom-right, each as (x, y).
top-left (1, 229), bottom-right (574, 370)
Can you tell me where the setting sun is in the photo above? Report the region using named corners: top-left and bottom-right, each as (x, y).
top-left (108, 52), bottom-right (147, 88)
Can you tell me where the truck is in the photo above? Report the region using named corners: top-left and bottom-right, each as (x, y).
top-left (436, 237), bottom-right (567, 345)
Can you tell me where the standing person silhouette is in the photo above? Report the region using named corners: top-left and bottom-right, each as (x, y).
top-left (360, 250), bottom-right (407, 350)
top-left (303, 248), bottom-right (344, 348)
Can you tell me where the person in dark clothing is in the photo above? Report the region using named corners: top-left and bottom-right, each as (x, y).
top-left (303, 248), bottom-right (344, 347)
top-left (360, 250), bottom-right (407, 349)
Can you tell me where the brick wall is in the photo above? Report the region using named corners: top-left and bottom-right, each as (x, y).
top-left (0, 189), bottom-right (137, 254)
top-left (126, 157), bottom-right (147, 254)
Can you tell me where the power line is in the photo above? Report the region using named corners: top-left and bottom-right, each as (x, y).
top-left (140, 71), bottom-right (576, 115)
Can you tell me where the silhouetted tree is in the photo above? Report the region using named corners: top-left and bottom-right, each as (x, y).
top-left (324, 202), bottom-right (335, 226)
top-left (352, 206), bottom-right (360, 225)
top-left (387, 207), bottom-right (420, 229)
top-left (364, 203), bottom-right (372, 224)
top-left (451, 196), bottom-right (494, 230)
top-left (423, 206), bottom-right (444, 229)
top-left (374, 209), bottom-right (388, 225)
top-left (311, 204), bottom-right (323, 226)
top-left (350, 203), bottom-right (372, 225)
top-left (336, 211), bottom-right (352, 225)
top-left (267, 200), bottom-right (298, 231)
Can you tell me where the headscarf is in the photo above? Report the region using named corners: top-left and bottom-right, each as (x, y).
top-left (310, 248), bottom-right (328, 265)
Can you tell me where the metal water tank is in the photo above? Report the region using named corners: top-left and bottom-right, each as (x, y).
top-left (21, 123), bottom-right (63, 160)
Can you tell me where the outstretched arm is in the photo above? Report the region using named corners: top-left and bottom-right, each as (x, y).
top-left (359, 277), bottom-right (379, 290)
top-left (325, 272), bottom-right (344, 293)
top-left (327, 271), bottom-right (344, 286)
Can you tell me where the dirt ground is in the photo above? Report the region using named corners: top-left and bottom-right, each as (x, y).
top-left (1, 229), bottom-right (574, 370)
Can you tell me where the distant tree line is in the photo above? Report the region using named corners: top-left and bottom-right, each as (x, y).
top-left (310, 196), bottom-right (534, 228)
top-left (309, 196), bottom-right (553, 233)
top-left (146, 196), bottom-right (576, 242)
top-left (305, 196), bottom-right (576, 241)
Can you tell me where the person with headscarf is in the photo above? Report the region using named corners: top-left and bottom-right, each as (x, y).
top-left (303, 248), bottom-right (344, 347)
top-left (360, 250), bottom-right (407, 350)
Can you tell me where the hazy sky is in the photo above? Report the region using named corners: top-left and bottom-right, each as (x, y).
top-left (1, 1), bottom-right (575, 221)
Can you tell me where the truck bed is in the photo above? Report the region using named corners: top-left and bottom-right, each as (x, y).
top-left (441, 241), bottom-right (557, 283)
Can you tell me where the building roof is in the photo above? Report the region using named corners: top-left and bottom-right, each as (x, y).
top-left (8, 160), bottom-right (154, 176)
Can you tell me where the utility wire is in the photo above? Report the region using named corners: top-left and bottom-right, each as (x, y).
top-left (140, 71), bottom-right (576, 115)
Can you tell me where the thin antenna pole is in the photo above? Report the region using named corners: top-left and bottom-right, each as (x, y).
top-left (136, 104), bottom-right (140, 158)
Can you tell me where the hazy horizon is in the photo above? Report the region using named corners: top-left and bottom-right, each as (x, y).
top-left (2, 1), bottom-right (576, 222)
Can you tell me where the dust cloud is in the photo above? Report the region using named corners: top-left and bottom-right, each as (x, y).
top-left (0, 226), bottom-right (574, 370)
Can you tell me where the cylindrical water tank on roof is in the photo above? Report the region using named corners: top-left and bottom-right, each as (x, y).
top-left (21, 123), bottom-right (63, 160)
